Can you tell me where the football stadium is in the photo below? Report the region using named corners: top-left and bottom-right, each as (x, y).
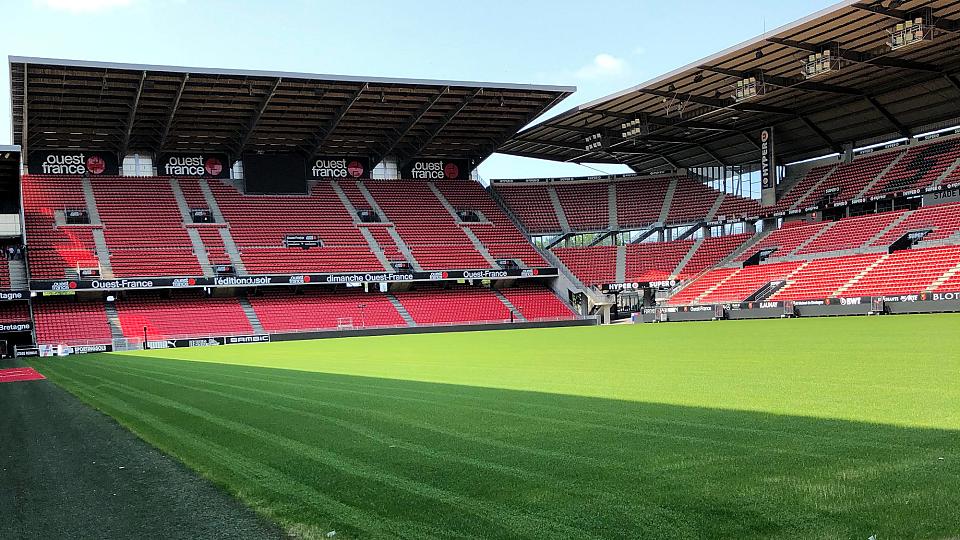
top-left (3, 1), bottom-right (960, 538)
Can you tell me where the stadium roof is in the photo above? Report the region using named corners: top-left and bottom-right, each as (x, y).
top-left (9, 57), bottom-right (574, 167)
top-left (499, 0), bottom-right (960, 172)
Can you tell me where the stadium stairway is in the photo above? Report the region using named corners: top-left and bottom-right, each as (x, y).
top-left (90, 229), bottom-right (115, 278)
top-left (331, 181), bottom-right (394, 271)
top-left (236, 296), bottom-right (266, 334)
top-left (196, 179), bottom-right (248, 275)
top-left (854, 150), bottom-right (908, 199)
top-left (384, 293), bottom-right (417, 326)
top-left (833, 253), bottom-right (891, 296)
top-left (492, 288), bottom-right (527, 322)
top-left (7, 259), bottom-right (28, 289)
top-left (789, 165), bottom-right (837, 211)
top-left (615, 245), bottom-right (627, 283)
top-left (789, 221), bottom-right (838, 256)
top-left (705, 194), bottom-right (725, 222)
top-left (357, 181), bottom-right (424, 271)
top-left (170, 179), bottom-right (214, 277)
top-left (864, 210), bottom-right (916, 247)
top-left (546, 187), bottom-right (573, 232)
top-left (933, 156), bottom-right (960, 187)
top-left (103, 303), bottom-right (125, 342)
top-left (658, 178), bottom-right (679, 224)
top-left (929, 258), bottom-right (960, 291)
top-left (607, 183), bottom-right (618, 230)
top-left (428, 182), bottom-right (501, 267)
top-left (672, 237), bottom-right (704, 277)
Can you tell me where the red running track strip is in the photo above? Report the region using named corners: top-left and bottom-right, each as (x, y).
top-left (0, 367), bottom-right (46, 383)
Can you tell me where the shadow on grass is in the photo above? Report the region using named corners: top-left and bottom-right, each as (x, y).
top-left (32, 354), bottom-right (960, 540)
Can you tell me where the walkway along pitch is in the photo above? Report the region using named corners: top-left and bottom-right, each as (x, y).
top-left (0, 360), bottom-right (285, 540)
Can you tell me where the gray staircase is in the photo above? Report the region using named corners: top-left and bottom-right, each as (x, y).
top-left (864, 209), bottom-right (915, 247)
top-left (385, 227), bottom-right (423, 271)
top-left (185, 228), bottom-right (215, 277)
top-left (658, 178), bottom-right (679, 224)
top-left (717, 228), bottom-right (774, 267)
top-left (833, 253), bottom-right (890, 296)
top-left (705, 193), bottom-right (725, 222)
top-left (90, 229), bottom-right (114, 278)
top-left (932, 156), bottom-right (960, 188)
top-left (198, 179), bottom-right (227, 223)
top-left (854, 150), bottom-right (908, 199)
top-left (745, 280), bottom-right (788, 302)
top-left (358, 227), bottom-right (395, 271)
top-left (6, 259), bottom-right (27, 289)
top-left (356, 181), bottom-right (389, 218)
top-left (429, 182), bottom-right (499, 267)
top-left (788, 164), bottom-right (837, 211)
top-left (607, 183), bottom-right (618, 230)
top-left (672, 237), bottom-right (704, 277)
top-left (492, 288), bottom-right (527, 322)
top-left (168, 179), bottom-right (194, 222)
top-left (385, 293), bottom-right (416, 326)
top-left (546, 186), bottom-right (572, 232)
top-left (218, 228), bottom-right (248, 275)
top-left (103, 303), bottom-right (125, 340)
top-left (237, 296), bottom-right (266, 334)
top-left (80, 178), bottom-right (103, 224)
top-left (615, 245), bottom-right (626, 283)
top-left (928, 259), bottom-right (960, 291)
top-left (789, 221), bottom-right (837, 256)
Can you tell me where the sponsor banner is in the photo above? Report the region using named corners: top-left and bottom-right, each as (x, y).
top-left (30, 268), bottom-right (559, 292)
top-left (924, 186), bottom-right (960, 206)
top-left (27, 150), bottom-right (120, 176)
top-left (0, 321), bottom-right (32, 333)
top-left (157, 153), bottom-right (230, 179)
top-left (916, 127), bottom-right (960, 142)
top-left (760, 128), bottom-right (775, 190)
top-left (400, 158), bottom-right (470, 180)
top-left (601, 282), bottom-right (641, 293)
top-left (919, 291), bottom-right (960, 302)
top-left (0, 290), bottom-right (28, 302)
top-left (225, 334), bottom-right (271, 345)
top-left (72, 344), bottom-right (113, 354)
top-left (730, 301), bottom-right (783, 311)
top-left (308, 156), bottom-right (370, 179)
top-left (15, 347), bottom-right (40, 358)
top-left (284, 235), bottom-right (323, 248)
top-left (147, 337), bottom-right (225, 350)
top-left (855, 139), bottom-right (908, 157)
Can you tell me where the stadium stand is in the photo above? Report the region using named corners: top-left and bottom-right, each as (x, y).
top-left (492, 182), bottom-right (563, 234)
top-left (0, 258), bottom-right (9, 289)
top-left (796, 211), bottom-right (904, 255)
top-left (33, 299), bottom-right (113, 345)
top-left (870, 202), bottom-right (960, 245)
top-left (393, 285), bottom-right (513, 325)
top-left (866, 138), bottom-right (960, 197)
top-left (249, 289), bottom-right (405, 332)
top-left (21, 175), bottom-right (102, 279)
top-left (114, 291), bottom-right (253, 340)
top-left (0, 302), bottom-right (29, 323)
top-left (554, 183), bottom-right (609, 231)
top-left (680, 233), bottom-right (752, 276)
top-left (626, 240), bottom-right (693, 280)
top-left (615, 177), bottom-right (671, 228)
top-left (793, 151), bottom-right (903, 208)
top-left (552, 246), bottom-right (616, 285)
top-left (498, 285), bottom-right (576, 321)
top-left (363, 181), bottom-right (491, 270)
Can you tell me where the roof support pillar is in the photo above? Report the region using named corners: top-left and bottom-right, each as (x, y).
top-left (159, 73), bottom-right (189, 151)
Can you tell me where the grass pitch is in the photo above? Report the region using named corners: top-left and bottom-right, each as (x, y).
top-left (34, 314), bottom-right (960, 539)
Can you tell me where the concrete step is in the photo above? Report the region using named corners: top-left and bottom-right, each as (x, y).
top-left (833, 253), bottom-right (890, 296)
top-left (547, 186), bottom-right (572, 232)
top-left (385, 293), bottom-right (417, 326)
top-left (6, 259), bottom-right (28, 289)
top-left (185, 228), bottom-right (215, 277)
top-left (168, 178), bottom-right (194, 223)
top-left (789, 221), bottom-right (837, 256)
top-left (236, 296), bottom-right (266, 334)
top-left (926, 258), bottom-right (960, 292)
top-left (90, 229), bottom-right (114, 278)
top-left (385, 227), bottom-right (423, 271)
top-left (103, 303), bottom-right (125, 340)
top-left (429, 182), bottom-right (499, 268)
top-left (492, 288), bottom-right (527, 322)
top-left (854, 150), bottom-right (908, 199)
top-left (790, 164), bottom-right (838, 210)
top-left (615, 245), bottom-right (626, 283)
top-left (218, 228), bottom-right (248, 276)
top-left (80, 178), bottom-right (103, 224)
top-left (864, 209), bottom-right (915, 248)
top-left (198, 179), bottom-right (227, 223)
top-left (358, 227), bottom-right (396, 271)
top-left (932, 155), bottom-right (960, 188)
top-left (693, 268), bottom-right (741, 305)
top-left (607, 183), bottom-right (618, 230)
top-left (672, 237), bottom-right (704, 277)
top-left (658, 178), bottom-right (679, 224)
top-left (705, 193), bottom-right (725, 222)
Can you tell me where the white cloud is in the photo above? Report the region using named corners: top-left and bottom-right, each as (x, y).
top-left (35, 0), bottom-right (133, 13)
top-left (574, 53), bottom-right (629, 79)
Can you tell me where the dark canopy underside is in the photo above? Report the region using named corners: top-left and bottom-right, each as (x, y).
top-left (9, 57), bottom-right (573, 168)
top-left (500, 0), bottom-right (960, 172)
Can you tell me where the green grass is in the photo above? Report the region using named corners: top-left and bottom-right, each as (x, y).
top-left (33, 314), bottom-right (960, 539)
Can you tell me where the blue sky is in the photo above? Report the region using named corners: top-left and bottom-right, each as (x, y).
top-left (2, 0), bottom-right (837, 180)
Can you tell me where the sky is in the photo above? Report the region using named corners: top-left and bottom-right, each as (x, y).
top-left (1, 0), bottom-right (838, 181)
